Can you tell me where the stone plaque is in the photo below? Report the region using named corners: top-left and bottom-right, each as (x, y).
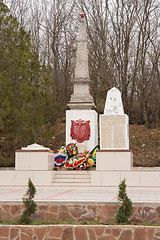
top-left (100, 115), bottom-right (129, 149)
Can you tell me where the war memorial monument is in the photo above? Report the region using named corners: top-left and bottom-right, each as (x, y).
top-left (0, 13), bottom-right (160, 239)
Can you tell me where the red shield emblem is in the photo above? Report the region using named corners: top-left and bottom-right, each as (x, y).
top-left (70, 119), bottom-right (90, 143)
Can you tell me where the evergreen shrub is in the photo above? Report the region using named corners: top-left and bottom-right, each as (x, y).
top-left (19, 178), bottom-right (37, 224)
top-left (115, 178), bottom-right (132, 224)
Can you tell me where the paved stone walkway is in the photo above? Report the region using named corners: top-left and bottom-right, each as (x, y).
top-left (0, 187), bottom-right (160, 203)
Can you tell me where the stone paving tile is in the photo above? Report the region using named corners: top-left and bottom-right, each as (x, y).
top-left (0, 188), bottom-right (160, 203)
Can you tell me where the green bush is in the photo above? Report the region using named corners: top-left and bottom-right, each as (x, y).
top-left (0, 155), bottom-right (14, 167)
top-left (18, 178), bottom-right (37, 224)
top-left (115, 179), bottom-right (132, 224)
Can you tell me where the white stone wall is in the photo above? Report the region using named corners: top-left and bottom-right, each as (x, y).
top-left (0, 169), bottom-right (160, 189)
top-left (15, 151), bottom-right (55, 171)
top-left (0, 170), bottom-right (52, 186)
top-left (96, 150), bottom-right (133, 170)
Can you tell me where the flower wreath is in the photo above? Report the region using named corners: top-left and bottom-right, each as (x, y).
top-left (64, 152), bottom-right (89, 169)
top-left (66, 143), bottom-right (78, 159)
top-left (54, 146), bottom-right (68, 166)
top-left (90, 145), bottom-right (100, 165)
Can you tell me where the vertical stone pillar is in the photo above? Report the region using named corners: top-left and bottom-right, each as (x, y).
top-left (66, 15), bottom-right (98, 152)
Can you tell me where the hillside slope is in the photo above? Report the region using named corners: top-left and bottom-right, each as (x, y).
top-left (130, 125), bottom-right (160, 167)
top-left (0, 116), bottom-right (160, 167)
top-left (52, 118), bottom-right (160, 167)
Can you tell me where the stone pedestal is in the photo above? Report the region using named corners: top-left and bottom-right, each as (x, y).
top-left (98, 87), bottom-right (131, 171)
top-left (99, 114), bottom-right (129, 149)
top-left (96, 150), bottom-right (133, 170)
top-left (66, 110), bottom-right (98, 152)
top-left (15, 143), bottom-right (55, 171)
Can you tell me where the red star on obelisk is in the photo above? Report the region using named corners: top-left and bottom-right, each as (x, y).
top-left (80, 12), bottom-right (86, 18)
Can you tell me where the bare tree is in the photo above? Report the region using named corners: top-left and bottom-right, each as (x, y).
top-left (4, 0), bottom-right (160, 125)
top-left (133, 0), bottom-right (160, 125)
top-left (40, 0), bottom-right (78, 104)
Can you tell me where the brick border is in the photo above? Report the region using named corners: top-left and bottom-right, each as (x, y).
top-left (0, 202), bottom-right (160, 225)
top-left (0, 225), bottom-right (160, 240)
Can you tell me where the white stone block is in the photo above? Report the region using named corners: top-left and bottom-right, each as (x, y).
top-left (96, 150), bottom-right (133, 170)
top-left (15, 171), bottom-right (33, 186)
top-left (140, 171), bottom-right (160, 187)
top-left (100, 114), bottom-right (129, 149)
top-left (32, 171), bottom-right (52, 186)
top-left (15, 151), bottom-right (55, 171)
top-left (120, 171), bottom-right (140, 186)
top-left (0, 171), bottom-right (53, 187)
top-left (66, 109), bottom-right (98, 152)
top-left (101, 171), bottom-right (121, 186)
top-left (91, 171), bottom-right (102, 186)
top-left (0, 171), bottom-right (15, 186)
top-left (30, 152), bottom-right (47, 170)
top-left (15, 152), bottom-right (30, 170)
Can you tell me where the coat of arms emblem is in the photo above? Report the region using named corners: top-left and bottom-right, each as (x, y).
top-left (70, 119), bottom-right (90, 143)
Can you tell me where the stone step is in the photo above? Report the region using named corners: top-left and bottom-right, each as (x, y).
top-left (52, 171), bottom-right (91, 185)
top-left (51, 182), bottom-right (91, 186)
top-left (54, 171), bottom-right (91, 175)
top-left (54, 174), bottom-right (91, 179)
top-left (53, 178), bottom-right (91, 183)
top-left (49, 185), bottom-right (118, 191)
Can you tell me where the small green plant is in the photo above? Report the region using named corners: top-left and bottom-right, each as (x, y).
top-left (1, 218), bottom-right (104, 225)
top-left (18, 178), bottom-right (37, 224)
top-left (115, 178), bottom-right (132, 224)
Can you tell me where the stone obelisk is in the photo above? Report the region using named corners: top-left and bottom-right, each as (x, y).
top-left (68, 14), bottom-right (95, 109)
top-left (66, 13), bottom-right (98, 152)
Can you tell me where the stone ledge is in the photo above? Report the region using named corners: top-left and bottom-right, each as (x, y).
top-left (16, 150), bottom-right (49, 152)
top-left (97, 150), bottom-right (132, 152)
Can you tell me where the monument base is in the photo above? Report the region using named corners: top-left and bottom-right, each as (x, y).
top-left (15, 144), bottom-right (55, 171)
top-left (96, 150), bottom-right (133, 170)
top-left (66, 109), bottom-right (98, 153)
